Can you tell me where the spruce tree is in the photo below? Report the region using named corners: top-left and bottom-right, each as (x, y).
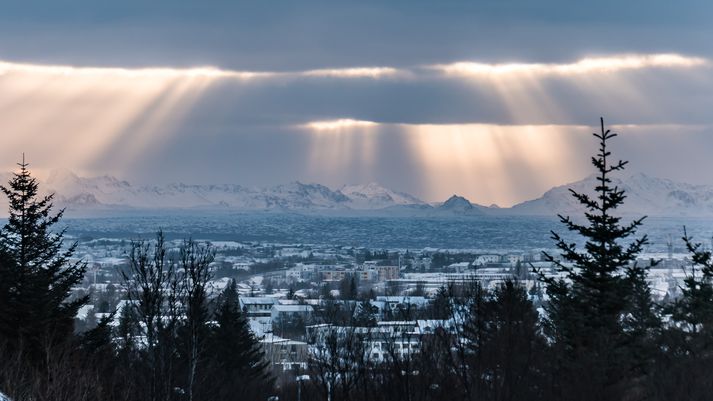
top-left (539, 119), bottom-right (654, 400)
top-left (0, 157), bottom-right (87, 360)
top-left (650, 231), bottom-right (713, 399)
top-left (670, 230), bottom-right (713, 348)
top-left (205, 280), bottom-right (272, 400)
top-left (464, 280), bottom-right (546, 401)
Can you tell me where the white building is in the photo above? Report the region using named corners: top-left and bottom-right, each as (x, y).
top-left (271, 304), bottom-right (314, 323)
top-left (239, 297), bottom-right (277, 319)
top-left (505, 254), bottom-right (524, 265)
top-left (375, 296), bottom-right (429, 314)
top-left (474, 254), bottom-right (501, 266)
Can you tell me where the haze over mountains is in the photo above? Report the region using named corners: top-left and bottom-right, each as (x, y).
top-left (2, 169), bottom-right (713, 217)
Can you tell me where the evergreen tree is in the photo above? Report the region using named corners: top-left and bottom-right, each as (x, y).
top-left (0, 157), bottom-right (87, 360)
top-left (431, 285), bottom-right (452, 320)
top-left (463, 280), bottom-right (547, 401)
top-left (671, 230), bottom-right (713, 347)
top-left (205, 280), bottom-right (273, 400)
top-left (353, 300), bottom-right (378, 327)
top-left (339, 275), bottom-right (358, 300)
top-left (539, 119), bottom-right (654, 400)
top-left (650, 231), bottom-right (713, 400)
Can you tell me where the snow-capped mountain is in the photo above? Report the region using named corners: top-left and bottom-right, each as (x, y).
top-left (438, 195), bottom-right (480, 213)
top-left (510, 173), bottom-right (713, 217)
top-left (2, 169), bottom-right (712, 217)
top-left (34, 170), bottom-right (424, 212)
top-left (340, 182), bottom-right (425, 209)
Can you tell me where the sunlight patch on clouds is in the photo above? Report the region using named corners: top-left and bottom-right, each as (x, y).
top-left (431, 54), bottom-right (708, 78)
top-left (0, 60), bottom-right (404, 81)
top-left (301, 67), bottom-right (403, 79)
top-left (0, 61), bottom-right (271, 80)
top-left (302, 119), bottom-right (379, 131)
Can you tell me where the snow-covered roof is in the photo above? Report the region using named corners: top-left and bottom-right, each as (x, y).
top-left (376, 296), bottom-right (428, 305)
top-left (239, 297), bottom-right (277, 305)
top-left (272, 304), bottom-right (313, 313)
top-left (260, 334), bottom-right (308, 345)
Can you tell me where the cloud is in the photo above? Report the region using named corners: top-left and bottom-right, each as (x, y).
top-left (429, 54), bottom-right (708, 78)
top-left (301, 119), bottom-right (379, 131)
top-left (0, 60), bottom-right (259, 79)
top-left (301, 67), bottom-right (404, 79)
top-left (2, 53), bottom-right (702, 85)
top-left (0, 60), bottom-right (408, 82)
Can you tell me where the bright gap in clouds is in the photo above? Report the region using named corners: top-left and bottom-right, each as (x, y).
top-left (430, 54), bottom-right (708, 77)
top-left (0, 60), bottom-right (405, 80)
top-left (303, 119), bottom-right (379, 131)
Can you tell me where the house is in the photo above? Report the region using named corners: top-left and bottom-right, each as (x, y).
top-left (448, 262), bottom-right (471, 272)
top-left (375, 296), bottom-right (429, 317)
top-left (270, 304), bottom-right (314, 323)
top-left (366, 334), bottom-right (421, 363)
top-left (474, 254), bottom-right (501, 266)
top-left (239, 297), bottom-right (277, 319)
top-left (415, 319), bottom-right (458, 335)
top-left (355, 268), bottom-right (378, 282)
top-left (306, 322), bottom-right (421, 364)
top-left (505, 254), bottom-right (524, 265)
top-left (285, 264), bottom-right (316, 281)
top-left (376, 320), bottom-right (418, 335)
top-left (372, 265), bottom-right (399, 281)
top-left (261, 334), bottom-right (309, 372)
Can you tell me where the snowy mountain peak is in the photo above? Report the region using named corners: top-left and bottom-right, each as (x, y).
top-left (4, 168), bottom-right (713, 217)
top-left (13, 170), bottom-right (427, 212)
top-left (340, 182), bottom-right (424, 209)
top-left (440, 195), bottom-right (474, 211)
top-left (512, 173), bottom-right (713, 217)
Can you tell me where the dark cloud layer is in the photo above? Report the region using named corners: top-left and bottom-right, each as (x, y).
top-left (0, 1), bottom-right (711, 68)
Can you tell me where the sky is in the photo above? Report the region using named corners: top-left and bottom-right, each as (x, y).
top-left (0, 0), bottom-right (712, 206)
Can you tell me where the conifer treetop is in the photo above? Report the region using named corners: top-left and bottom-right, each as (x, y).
top-left (542, 118), bottom-right (648, 280)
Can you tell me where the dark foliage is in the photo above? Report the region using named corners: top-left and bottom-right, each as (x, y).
top-left (538, 119), bottom-right (656, 401)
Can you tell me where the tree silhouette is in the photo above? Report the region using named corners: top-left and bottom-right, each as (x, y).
top-left (0, 156), bottom-right (87, 360)
top-left (539, 119), bottom-right (654, 400)
top-left (204, 280), bottom-right (273, 400)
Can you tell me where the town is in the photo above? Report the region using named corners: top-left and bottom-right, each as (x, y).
top-left (71, 235), bottom-right (697, 387)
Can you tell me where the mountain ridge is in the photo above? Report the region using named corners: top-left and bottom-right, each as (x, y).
top-left (1, 169), bottom-right (712, 217)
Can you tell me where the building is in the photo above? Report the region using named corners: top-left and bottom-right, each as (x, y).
top-left (261, 334), bottom-right (309, 372)
top-left (448, 262), bottom-right (471, 272)
top-left (271, 304), bottom-right (314, 323)
top-left (505, 254), bottom-right (524, 265)
top-left (375, 296), bottom-right (429, 315)
top-left (372, 265), bottom-right (400, 281)
top-left (474, 254), bottom-right (501, 266)
top-left (239, 297), bottom-right (277, 319)
top-left (355, 268), bottom-right (378, 282)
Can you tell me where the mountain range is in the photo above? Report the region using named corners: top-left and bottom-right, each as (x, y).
top-left (2, 169), bottom-right (713, 217)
